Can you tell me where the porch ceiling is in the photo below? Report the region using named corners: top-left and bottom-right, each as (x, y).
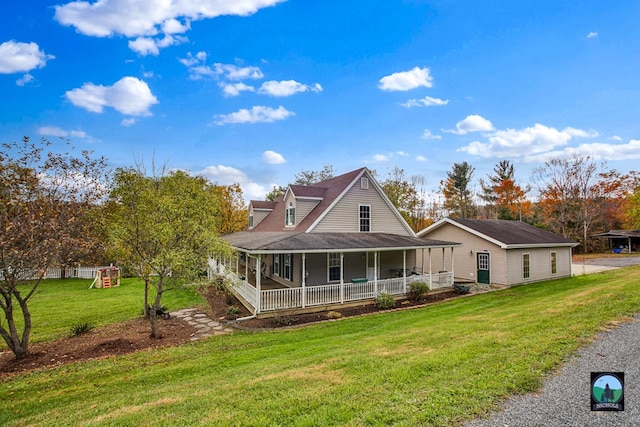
top-left (222, 231), bottom-right (461, 254)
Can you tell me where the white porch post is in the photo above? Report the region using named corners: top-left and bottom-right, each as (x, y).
top-left (428, 248), bottom-right (433, 289)
top-left (402, 250), bottom-right (407, 293)
top-left (235, 252), bottom-right (239, 274)
top-left (302, 253), bottom-right (307, 308)
top-left (245, 253), bottom-right (249, 281)
top-left (255, 254), bottom-right (262, 315)
top-left (340, 252), bottom-right (344, 303)
top-left (442, 247), bottom-right (446, 272)
top-left (451, 247), bottom-right (455, 285)
top-left (374, 251), bottom-right (378, 294)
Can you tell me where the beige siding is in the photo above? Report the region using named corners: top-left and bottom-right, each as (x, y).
top-left (251, 208), bottom-right (271, 227)
top-left (295, 198), bottom-right (320, 224)
top-left (420, 224), bottom-right (505, 284)
top-left (422, 223), bottom-right (574, 286)
top-left (311, 181), bottom-right (411, 235)
top-left (505, 247), bottom-right (572, 285)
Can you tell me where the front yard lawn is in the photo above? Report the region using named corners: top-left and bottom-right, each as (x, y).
top-left (2, 267), bottom-right (640, 426)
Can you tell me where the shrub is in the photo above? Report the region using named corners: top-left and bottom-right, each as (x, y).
top-left (273, 314), bottom-right (298, 327)
top-left (453, 284), bottom-right (471, 295)
top-left (326, 311), bottom-right (343, 320)
top-left (70, 322), bottom-right (95, 336)
top-left (407, 282), bottom-right (430, 302)
top-left (226, 305), bottom-right (241, 319)
top-left (375, 292), bottom-right (396, 309)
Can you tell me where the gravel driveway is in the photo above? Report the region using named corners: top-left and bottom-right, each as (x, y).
top-left (465, 315), bottom-right (640, 427)
top-left (465, 256), bottom-right (640, 427)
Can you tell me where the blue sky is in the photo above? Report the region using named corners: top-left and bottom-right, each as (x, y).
top-left (2, 1), bottom-right (639, 201)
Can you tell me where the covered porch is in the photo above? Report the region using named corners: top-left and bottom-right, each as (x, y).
top-left (215, 231), bottom-right (461, 316)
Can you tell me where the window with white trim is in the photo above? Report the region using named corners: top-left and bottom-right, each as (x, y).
top-left (273, 254), bottom-right (293, 281)
top-left (360, 177), bottom-right (369, 190)
top-left (359, 205), bottom-right (371, 232)
top-left (550, 251), bottom-right (557, 275)
top-left (523, 253), bottom-right (530, 279)
top-left (328, 253), bottom-right (341, 282)
top-left (273, 254), bottom-right (280, 276)
top-left (249, 214), bottom-right (254, 228)
top-left (285, 202), bottom-right (295, 226)
top-left (283, 254), bottom-right (292, 281)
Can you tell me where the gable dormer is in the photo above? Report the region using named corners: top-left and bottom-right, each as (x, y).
top-left (283, 184), bottom-right (326, 228)
top-left (248, 200), bottom-right (276, 229)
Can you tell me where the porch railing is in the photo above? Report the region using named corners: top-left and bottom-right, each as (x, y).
top-left (223, 269), bottom-right (455, 313)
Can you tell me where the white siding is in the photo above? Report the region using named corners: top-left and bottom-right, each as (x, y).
top-left (311, 181), bottom-right (411, 235)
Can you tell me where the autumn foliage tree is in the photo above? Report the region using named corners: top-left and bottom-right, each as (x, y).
top-left (0, 137), bottom-right (108, 359)
top-left (213, 183), bottom-right (248, 234)
top-left (534, 155), bottom-right (604, 253)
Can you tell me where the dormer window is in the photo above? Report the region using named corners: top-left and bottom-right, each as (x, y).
top-left (285, 202), bottom-right (296, 226)
top-left (249, 214), bottom-right (254, 228)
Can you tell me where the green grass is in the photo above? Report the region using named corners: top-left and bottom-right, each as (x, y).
top-left (2, 267), bottom-right (640, 426)
top-left (1, 277), bottom-right (206, 346)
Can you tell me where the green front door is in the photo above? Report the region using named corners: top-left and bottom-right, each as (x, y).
top-left (477, 252), bottom-right (490, 284)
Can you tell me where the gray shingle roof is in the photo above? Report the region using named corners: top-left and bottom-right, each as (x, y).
top-left (223, 231), bottom-right (461, 253)
top-left (425, 218), bottom-right (577, 247)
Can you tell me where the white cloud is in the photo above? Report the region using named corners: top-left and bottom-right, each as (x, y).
top-left (400, 96), bottom-right (448, 108)
top-left (121, 118), bottom-right (136, 126)
top-left (54, 0), bottom-right (285, 54)
top-left (262, 150), bottom-right (286, 164)
top-left (445, 114), bottom-right (494, 135)
top-left (214, 63), bottom-right (264, 80)
top-left (65, 76), bottom-right (159, 116)
top-left (416, 155), bottom-right (427, 162)
top-left (213, 105), bottom-right (294, 125)
top-left (372, 154), bottom-right (389, 162)
top-left (179, 51), bottom-right (207, 67)
top-left (220, 82), bottom-right (255, 97)
top-left (129, 34), bottom-right (188, 56)
top-left (421, 129), bottom-right (442, 140)
top-left (587, 31), bottom-right (598, 39)
top-left (378, 66), bottom-right (433, 91)
top-left (524, 139), bottom-right (640, 163)
top-left (128, 37), bottom-right (160, 56)
top-left (258, 80), bottom-right (323, 97)
top-left (16, 73), bottom-right (34, 86)
top-left (38, 126), bottom-right (88, 139)
top-left (0, 40), bottom-right (54, 74)
top-left (611, 135), bottom-right (622, 141)
top-left (458, 123), bottom-right (597, 158)
top-left (195, 165), bottom-right (267, 201)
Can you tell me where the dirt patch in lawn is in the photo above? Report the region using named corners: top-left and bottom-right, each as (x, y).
top-left (1, 285), bottom-right (463, 377)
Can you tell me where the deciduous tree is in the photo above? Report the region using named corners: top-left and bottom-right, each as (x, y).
top-left (0, 137), bottom-right (108, 359)
top-left (108, 168), bottom-right (230, 338)
top-left (534, 155), bottom-right (604, 253)
top-left (213, 183), bottom-right (248, 234)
